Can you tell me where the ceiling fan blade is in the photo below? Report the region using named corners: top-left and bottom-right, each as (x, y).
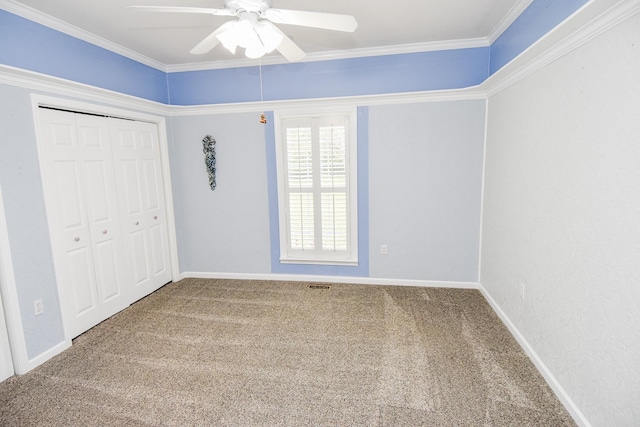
top-left (263, 9), bottom-right (357, 32)
top-left (271, 26), bottom-right (306, 62)
top-left (190, 21), bottom-right (236, 55)
top-left (127, 6), bottom-right (235, 17)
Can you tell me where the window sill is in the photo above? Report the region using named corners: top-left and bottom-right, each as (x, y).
top-left (279, 257), bottom-right (359, 267)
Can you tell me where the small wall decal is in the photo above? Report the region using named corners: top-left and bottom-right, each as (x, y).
top-left (202, 135), bottom-right (216, 191)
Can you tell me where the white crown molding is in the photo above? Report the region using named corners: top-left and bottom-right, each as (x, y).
top-left (0, 64), bottom-right (171, 116)
top-left (482, 0), bottom-right (640, 97)
top-left (166, 37), bottom-right (491, 73)
top-left (169, 87), bottom-right (487, 116)
top-left (180, 271), bottom-right (480, 290)
top-left (2, 0), bottom-right (637, 117)
top-left (0, 0), bottom-right (167, 72)
top-left (487, 0), bottom-right (536, 44)
top-left (0, 61), bottom-right (485, 117)
top-left (0, 61), bottom-right (485, 119)
top-left (0, 0), bottom-right (490, 74)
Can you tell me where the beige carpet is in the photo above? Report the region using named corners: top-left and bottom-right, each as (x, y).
top-left (0, 278), bottom-right (575, 426)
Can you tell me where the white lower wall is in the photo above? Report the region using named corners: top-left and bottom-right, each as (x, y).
top-left (481, 11), bottom-right (640, 426)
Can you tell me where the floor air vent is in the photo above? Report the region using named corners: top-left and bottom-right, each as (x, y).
top-left (308, 284), bottom-right (332, 290)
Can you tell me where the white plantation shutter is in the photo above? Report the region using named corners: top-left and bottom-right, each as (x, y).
top-left (319, 121), bottom-right (347, 252)
top-left (286, 125), bottom-right (315, 250)
top-left (276, 111), bottom-right (358, 264)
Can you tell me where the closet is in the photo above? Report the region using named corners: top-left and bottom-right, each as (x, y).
top-left (37, 108), bottom-right (171, 338)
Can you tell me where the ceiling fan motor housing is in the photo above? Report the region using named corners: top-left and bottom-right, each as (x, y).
top-left (225, 0), bottom-right (270, 15)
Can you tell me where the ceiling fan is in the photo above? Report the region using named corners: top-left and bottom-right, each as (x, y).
top-left (129, 0), bottom-right (358, 62)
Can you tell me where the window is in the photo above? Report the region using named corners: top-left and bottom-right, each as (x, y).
top-left (274, 109), bottom-right (358, 265)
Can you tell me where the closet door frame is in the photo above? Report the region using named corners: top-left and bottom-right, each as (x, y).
top-left (0, 183), bottom-right (23, 375)
top-left (31, 94), bottom-right (180, 344)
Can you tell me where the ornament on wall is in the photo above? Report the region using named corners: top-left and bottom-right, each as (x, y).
top-left (202, 135), bottom-right (216, 191)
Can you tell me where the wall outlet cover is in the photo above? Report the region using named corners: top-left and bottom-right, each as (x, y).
top-left (33, 299), bottom-right (44, 316)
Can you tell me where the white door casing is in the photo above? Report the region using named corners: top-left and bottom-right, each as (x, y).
top-left (0, 290), bottom-right (14, 382)
top-left (0, 184), bottom-right (15, 382)
top-left (0, 186), bottom-right (14, 382)
top-left (0, 182), bottom-right (28, 376)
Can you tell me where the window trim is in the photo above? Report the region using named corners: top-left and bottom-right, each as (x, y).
top-left (273, 107), bottom-right (358, 266)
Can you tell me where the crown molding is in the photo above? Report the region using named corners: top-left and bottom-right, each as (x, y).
top-left (1, 0), bottom-right (492, 74)
top-left (486, 0), bottom-right (536, 44)
top-left (482, 0), bottom-right (640, 96)
top-left (305, 37), bottom-right (491, 61)
top-left (166, 37), bottom-right (491, 72)
top-left (168, 87), bottom-right (487, 116)
top-left (0, 0), bottom-right (167, 72)
top-left (3, 0), bottom-right (637, 115)
top-left (0, 61), bottom-right (485, 118)
top-left (0, 64), bottom-right (171, 116)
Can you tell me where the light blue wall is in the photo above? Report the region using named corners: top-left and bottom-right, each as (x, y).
top-left (168, 48), bottom-right (490, 105)
top-left (0, 84), bottom-right (65, 358)
top-left (1, 0), bottom-right (592, 104)
top-left (0, 9), bottom-right (168, 103)
top-left (168, 101), bottom-right (484, 282)
top-left (0, 0), bottom-right (591, 363)
top-left (263, 108), bottom-right (370, 277)
top-left (368, 100), bottom-right (486, 282)
top-left (490, 0), bottom-right (589, 74)
top-left (168, 113), bottom-right (272, 274)
top-left (168, 109), bottom-right (370, 277)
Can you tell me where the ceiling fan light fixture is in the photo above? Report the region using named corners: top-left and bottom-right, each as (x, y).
top-left (255, 21), bottom-right (283, 53)
top-left (216, 21), bottom-right (243, 54)
top-left (217, 13), bottom-right (283, 59)
top-left (245, 44), bottom-right (266, 59)
top-left (131, 1), bottom-right (356, 61)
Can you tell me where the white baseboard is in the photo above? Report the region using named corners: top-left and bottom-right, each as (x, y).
top-left (21, 339), bottom-right (71, 375)
top-left (478, 284), bottom-right (591, 427)
top-left (179, 271), bottom-right (479, 290)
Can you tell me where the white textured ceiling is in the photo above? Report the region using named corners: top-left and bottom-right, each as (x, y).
top-left (6, 0), bottom-right (531, 68)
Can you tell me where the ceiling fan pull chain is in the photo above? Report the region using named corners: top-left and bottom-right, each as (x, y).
top-left (259, 58), bottom-right (267, 124)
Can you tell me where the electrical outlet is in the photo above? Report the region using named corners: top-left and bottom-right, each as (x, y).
top-left (33, 299), bottom-right (44, 316)
top-left (380, 244), bottom-right (388, 255)
top-left (520, 283), bottom-right (525, 300)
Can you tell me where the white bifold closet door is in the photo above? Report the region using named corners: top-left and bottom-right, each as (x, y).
top-left (38, 109), bottom-right (171, 338)
top-left (110, 119), bottom-right (172, 303)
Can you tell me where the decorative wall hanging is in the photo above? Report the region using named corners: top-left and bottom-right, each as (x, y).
top-left (202, 135), bottom-right (217, 191)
